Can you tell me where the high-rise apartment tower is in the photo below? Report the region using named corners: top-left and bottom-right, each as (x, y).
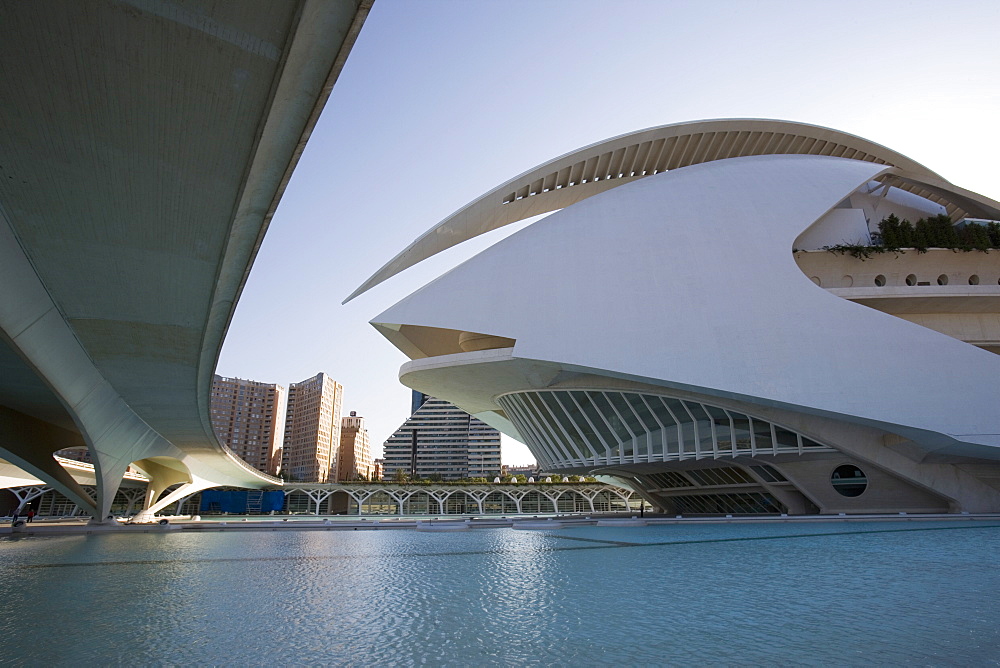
top-left (282, 372), bottom-right (343, 482)
top-left (210, 375), bottom-right (286, 475)
top-left (383, 391), bottom-right (501, 481)
top-left (338, 411), bottom-right (373, 481)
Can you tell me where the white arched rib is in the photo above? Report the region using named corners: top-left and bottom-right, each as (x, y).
top-left (345, 118), bottom-right (944, 303)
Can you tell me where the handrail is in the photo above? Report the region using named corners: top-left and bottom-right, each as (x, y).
top-left (219, 444), bottom-right (283, 485)
top-left (53, 456), bottom-right (148, 481)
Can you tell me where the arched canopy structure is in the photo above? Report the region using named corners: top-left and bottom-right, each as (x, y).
top-left (345, 118), bottom-right (988, 302)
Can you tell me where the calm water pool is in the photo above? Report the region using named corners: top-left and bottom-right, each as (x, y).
top-left (1, 521), bottom-right (998, 666)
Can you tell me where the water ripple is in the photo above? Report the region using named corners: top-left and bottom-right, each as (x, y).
top-left (0, 522), bottom-right (997, 665)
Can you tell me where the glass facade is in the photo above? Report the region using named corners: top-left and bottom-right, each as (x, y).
top-left (670, 492), bottom-right (783, 514)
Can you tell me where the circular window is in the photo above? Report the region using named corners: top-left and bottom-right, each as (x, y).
top-left (874, 275), bottom-right (886, 287)
top-left (831, 465), bottom-right (867, 497)
top-left (969, 275), bottom-right (980, 285)
top-left (937, 274), bottom-right (949, 286)
top-left (905, 274), bottom-right (917, 286)
top-left (810, 276), bottom-right (822, 287)
top-left (842, 275), bottom-right (854, 287)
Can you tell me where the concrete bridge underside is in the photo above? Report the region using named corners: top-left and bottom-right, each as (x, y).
top-left (0, 1), bottom-right (370, 522)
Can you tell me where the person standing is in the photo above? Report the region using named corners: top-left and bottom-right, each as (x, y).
top-left (11, 505), bottom-right (20, 525)
top-left (25, 507), bottom-right (35, 523)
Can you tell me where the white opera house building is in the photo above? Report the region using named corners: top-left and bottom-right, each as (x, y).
top-left (349, 119), bottom-right (1000, 515)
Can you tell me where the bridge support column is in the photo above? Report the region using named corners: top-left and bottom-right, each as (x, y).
top-left (132, 480), bottom-right (215, 523)
top-left (129, 457), bottom-right (215, 523)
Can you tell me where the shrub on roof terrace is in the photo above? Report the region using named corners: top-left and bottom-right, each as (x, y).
top-left (826, 215), bottom-right (999, 258)
top-left (961, 221), bottom-right (994, 251)
top-left (987, 222), bottom-right (1000, 247)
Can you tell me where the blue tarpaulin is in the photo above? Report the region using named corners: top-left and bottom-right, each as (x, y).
top-left (200, 490), bottom-right (284, 514)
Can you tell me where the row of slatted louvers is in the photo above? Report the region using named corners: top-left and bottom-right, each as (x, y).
top-left (501, 129), bottom-right (960, 218)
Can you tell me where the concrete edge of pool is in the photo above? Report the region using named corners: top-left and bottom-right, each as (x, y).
top-left (3, 512), bottom-right (1000, 535)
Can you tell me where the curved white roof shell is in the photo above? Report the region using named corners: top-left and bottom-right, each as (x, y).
top-left (347, 118), bottom-right (1000, 303)
top-left (366, 121), bottom-right (1000, 513)
top-left (374, 153), bottom-right (1000, 449)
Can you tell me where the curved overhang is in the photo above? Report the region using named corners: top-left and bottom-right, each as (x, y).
top-left (394, 350), bottom-right (1000, 513)
top-left (347, 118), bottom-right (951, 303)
top-left (193, 0), bottom-right (372, 467)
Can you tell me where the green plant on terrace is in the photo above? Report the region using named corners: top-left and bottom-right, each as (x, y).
top-left (824, 214), bottom-right (998, 260)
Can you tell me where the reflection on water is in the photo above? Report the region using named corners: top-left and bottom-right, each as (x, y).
top-left (0, 522), bottom-right (998, 665)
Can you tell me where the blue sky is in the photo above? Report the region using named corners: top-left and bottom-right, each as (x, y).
top-left (217, 0), bottom-right (1000, 465)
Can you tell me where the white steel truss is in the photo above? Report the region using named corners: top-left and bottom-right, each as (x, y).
top-left (497, 390), bottom-right (835, 471)
top-left (282, 483), bottom-right (637, 516)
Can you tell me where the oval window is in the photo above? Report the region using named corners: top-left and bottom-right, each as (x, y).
top-left (831, 464), bottom-right (867, 497)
